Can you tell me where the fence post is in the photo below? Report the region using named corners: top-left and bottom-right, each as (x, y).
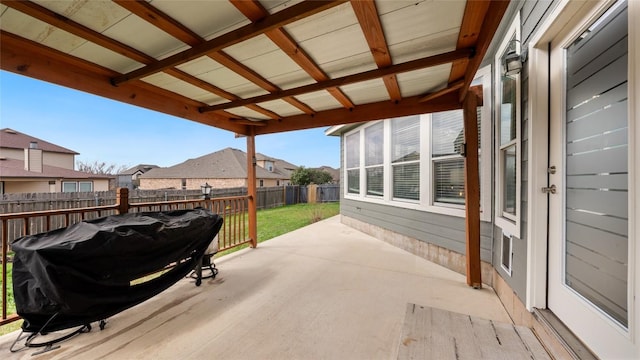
top-left (116, 187), bottom-right (129, 214)
top-left (308, 184), bottom-right (317, 203)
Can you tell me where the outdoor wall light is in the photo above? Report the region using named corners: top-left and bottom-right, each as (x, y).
top-left (502, 40), bottom-right (527, 76)
top-left (201, 182), bottom-right (212, 200)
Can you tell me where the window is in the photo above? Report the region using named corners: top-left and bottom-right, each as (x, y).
top-left (62, 181), bottom-right (93, 192)
top-left (501, 231), bottom-right (513, 275)
top-left (346, 132), bottom-right (360, 194)
top-left (79, 182), bottom-right (93, 192)
top-left (181, 178), bottom-right (186, 190)
top-left (431, 110), bottom-right (466, 205)
top-left (259, 179), bottom-right (264, 187)
top-left (392, 116), bottom-right (420, 200)
top-left (365, 122), bottom-right (384, 196)
top-left (62, 182), bottom-right (77, 192)
top-left (342, 67), bottom-right (491, 220)
top-left (494, 15), bottom-right (521, 234)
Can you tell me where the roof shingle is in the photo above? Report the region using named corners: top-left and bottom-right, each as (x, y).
top-left (0, 128), bottom-right (79, 155)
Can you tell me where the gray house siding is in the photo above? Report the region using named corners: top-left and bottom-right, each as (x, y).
top-left (337, 123), bottom-right (492, 265)
top-left (342, 199), bottom-right (493, 262)
top-left (490, 0), bottom-right (560, 304)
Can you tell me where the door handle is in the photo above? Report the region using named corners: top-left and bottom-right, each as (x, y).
top-left (541, 184), bottom-right (556, 194)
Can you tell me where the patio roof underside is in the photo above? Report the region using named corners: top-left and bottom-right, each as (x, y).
top-left (0, 0), bottom-right (508, 137)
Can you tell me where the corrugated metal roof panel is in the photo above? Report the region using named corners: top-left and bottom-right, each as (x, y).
top-left (258, 100), bottom-right (305, 117)
top-left (142, 72), bottom-right (219, 103)
top-left (295, 90), bottom-right (344, 112)
top-left (1, 0), bottom-right (509, 135)
top-left (149, 0), bottom-right (248, 41)
top-left (341, 78), bottom-right (389, 105)
top-left (397, 65), bottom-right (453, 97)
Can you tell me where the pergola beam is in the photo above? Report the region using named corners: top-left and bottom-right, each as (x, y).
top-left (254, 92), bottom-right (462, 135)
top-left (200, 48), bottom-right (474, 113)
top-left (351, 0), bottom-right (402, 102)
top-left (0, 30), bottom-right (246, 134)
top-left (231, 0), bottom-right (353, 111)
top-left (113, 0), bottom-right (306, 120)
top-left (419, 80), bottom-right (465, 103)
top-left (458, 0), bottom-right (510, 102)
top-left (111, 0), bottom-right (348, 85)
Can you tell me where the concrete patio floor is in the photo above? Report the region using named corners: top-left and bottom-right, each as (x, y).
top-left (1, 215), bottom-right (520, 359)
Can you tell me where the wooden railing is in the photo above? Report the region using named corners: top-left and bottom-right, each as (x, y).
top-left (0, 188), bottom-right (250, 327)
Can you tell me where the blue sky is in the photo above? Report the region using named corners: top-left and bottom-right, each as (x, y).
top-left (0, 71), bottom-right (340, 170)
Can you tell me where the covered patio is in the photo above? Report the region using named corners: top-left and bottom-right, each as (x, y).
top-left (0, 216), bottom-right (549, 359)
top-left (0, 0), bottom-right (559, 357)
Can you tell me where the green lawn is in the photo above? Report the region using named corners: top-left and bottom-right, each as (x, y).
top-left (0, 263), bottom-right (20, 335)
top-left (0, 202), bottom-right (340, 336)
top-left (218, 202), bottom-right (340, 256)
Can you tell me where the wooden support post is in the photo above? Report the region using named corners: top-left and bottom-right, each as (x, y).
top-left (463, 92), bottom-right (482, 288)
top-left (116, 187), bottom-right (129, 214)
top-left (247, 129), bottom-right (258, 248)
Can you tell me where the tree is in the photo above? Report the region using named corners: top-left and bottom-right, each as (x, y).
top-left (76, 160), bottom-right (128, 175)
top-left (309, 169), bottom-right (333, 185)
top-left (290, 166), bottom-right (333, 185)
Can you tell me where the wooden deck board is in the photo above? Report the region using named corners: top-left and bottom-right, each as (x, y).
top-left (398, 304), bottom-right (551, 360)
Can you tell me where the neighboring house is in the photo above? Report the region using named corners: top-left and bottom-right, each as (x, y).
top-left (327, 1), bottom-right (636, 358)
top-left (255, 152), bottom-right (297, 181)
top-left (0, 128), bottom-right (111, 194)
top-left (312, 166), bottom-right (340, 184)
top-left (138, 147), bottom-right (297, 190)
top-left (117, 164), bottom-right (159, 189)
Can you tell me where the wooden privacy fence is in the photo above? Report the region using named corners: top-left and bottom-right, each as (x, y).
top-left (0, 188), bottom-right (251, 327)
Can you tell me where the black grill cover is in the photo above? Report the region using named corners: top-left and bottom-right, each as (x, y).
top-left (12, 208), bottom-right (223, 332)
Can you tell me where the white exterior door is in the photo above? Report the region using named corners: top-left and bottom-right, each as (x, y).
top-left (547, 1), bottom-right (635, 357)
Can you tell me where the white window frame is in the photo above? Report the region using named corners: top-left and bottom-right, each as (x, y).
top-left (390, 115), bottom-right (421, 203)
top-left (343, 67), bottom-right (492, 221)
top-left (62, 181), bottom-right (94, 192)
top-left (364, 121), bottom-right (385, 198)
top-left (79, 181), bottom-right (93, 192)
top-left (429, 111), bottom-right (468, 209)
top-left (345, 131), bottom-right (361, 195)
top-left (494, 14), bottom-right (521, 236)
top-left (62, 181), bottom-right (78, 193)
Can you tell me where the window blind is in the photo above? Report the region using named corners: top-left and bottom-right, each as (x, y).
top-left (433, 159), bottom-right (465, 204)
top-left (392, 116), bottom-right (420, 163)
top-left (393, 163), bottom-right (419, 200)
top-left (365, 122), bottom-right (383, 166)
top-left (346, 132), bottom-right (360, 169)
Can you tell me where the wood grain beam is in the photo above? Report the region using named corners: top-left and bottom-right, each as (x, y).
top-left (254, 92), bottom-right (462, 135)
top-left (351, 0), bottom-right (402, 102)
top-left (419, 80), bottom-right (465, 103)
top-left (231, 0), bottom-right (353, 110)
top-left (3, 0), bottom-right (150, 64)
top-left (448, 0), bottom-right (490, 84)
top-left (201, 48), bottom-right (473, 113)
top-left (463, 92), bottom-right (481, 288)
top-left (0, 31), bottom-right (247, 135)
top-left (229, 119), bottom-right (268, 127)
top-left (117, 0), bottom-right (313, 117)
top-left (3, 0), bottom-right (245, 120)
top-left (111, 0), bottom-right (348, 85)
top-left (112, 0), bottom-right (284, 119)
top-left (459, 0), bottom-right (510, 102)
top-left (246, 129), bottom-right (258, 248)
